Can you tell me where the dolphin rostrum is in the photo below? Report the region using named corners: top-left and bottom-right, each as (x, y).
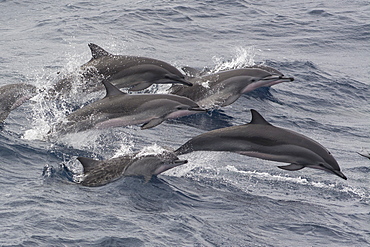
top-left (77, 151), bottom-right (187, 186)
top-left (53, 43), bottom-right (192, 94)
top-left (171, 67), bottom-right (294, 108)
top-left (175, 109), bottom-right (347, 180)
top-left (51, 80), bottom-right (205, 134)
top-left (0, 83), bottom-right (37, 123)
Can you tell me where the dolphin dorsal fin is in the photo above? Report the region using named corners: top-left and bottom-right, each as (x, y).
top-left (249, 109), bottom-right (271, 125)
top-left (77, 157), bottom-right (101, 173)
top-left (88, 43), bottom-right (112, 59)
top-left (102, 80), bottom-right (125, 98)
top-left (181, 66), bottom-right (201, 77)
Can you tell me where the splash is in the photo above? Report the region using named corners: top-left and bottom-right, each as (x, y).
top-left (211, 46), bottom-right (256, 73)
top-left (135, 143), bottom-right (169, 157)
top-left (225, 165), bottom-right (369, 201)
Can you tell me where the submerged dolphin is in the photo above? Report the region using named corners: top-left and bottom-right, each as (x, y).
top-left (77, 151), bottom-right (187, 186)
top-left (51, 80), bottom-right (205, 134)
top-left (0, 83), bottom-right (37, 123)
top-left (175, 109), bottom-right (347, 180)
top-left (170, 68), bottom-right (294, 108)
top-left (53, 43), bottom-right (192, 93)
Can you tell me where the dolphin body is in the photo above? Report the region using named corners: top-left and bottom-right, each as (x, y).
top-left (52, 80), bottom-right (205, 134)
top-left (170, 67), bottom-right (294, 108)
top-left (53, 43), bottom-right (191, 94)
top-left (175, 109), bottom-right (347, 180)
top-left (0, 83), bottom-right (37, 123)
top-left (77, 151), bottom-right (187, 186)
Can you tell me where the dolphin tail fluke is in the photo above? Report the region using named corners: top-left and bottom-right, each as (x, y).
top-left (278, 164), bottom-right (305, 171)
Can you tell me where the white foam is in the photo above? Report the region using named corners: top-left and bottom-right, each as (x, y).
top-left (135, 143), bottom-right (168, 157)
top-left (225, 165), bottom-right (369, 200)
top-left (212, 46), bottom-right (256, 73)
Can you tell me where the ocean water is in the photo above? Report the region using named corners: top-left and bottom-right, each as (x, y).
top-left (1, 0), bottom-right (369, 246)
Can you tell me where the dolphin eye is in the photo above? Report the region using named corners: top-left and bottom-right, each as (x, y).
top-left (318, 164), bottom-right (327, 169)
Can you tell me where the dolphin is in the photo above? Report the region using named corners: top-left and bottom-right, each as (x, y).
top-left (53, 43), bottom-right (192, 93)
top-left (170, 68), bottom-right (294, 108)
top-left (175, 109), bottom-right (347, 180)
top-left (51, 80), bottom-right (205, 134)
top-left (77, 151), bottom-right (187, 186)
top-left (0, 83), bottom-right (37, 123)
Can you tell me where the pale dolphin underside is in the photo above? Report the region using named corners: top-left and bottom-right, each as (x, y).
top-left (0, 83), bottom-right (37, 123)
top-left (175, 109), bottom-right (347, 180)
top-left (77, 151), bottom-right (187, 186)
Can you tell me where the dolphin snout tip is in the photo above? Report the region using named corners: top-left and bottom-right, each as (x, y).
top-left (280, 75), bottom-right (294, 81)
top-left (184, 81), bottom-right (193, 87)
top-left (333, 170), bottom-right (347, 180)
top-left (189, 107), bottom-right (207, 112)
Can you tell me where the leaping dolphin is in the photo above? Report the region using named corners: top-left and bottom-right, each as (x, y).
top-left (175, 109), bottom-right (347, 180)
top-left (77, 151), bottom-right (187, 186)
top-left (51, 80), bottom-right (205, 134)
top-left (0, 83), bottom-right (37, 123)
top-left (53, 43), bottom-right (192, 94)
top-left (170, 68), bottom-right (294, 108)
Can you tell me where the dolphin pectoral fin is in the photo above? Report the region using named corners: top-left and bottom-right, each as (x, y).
top-left (221, 94), bottom-right (241, 107)
top-left (141, 118), bottom-right (164, 129)
top-left (129, 82), bottom-right (152, 91)
top-left (278, 164), bottom-right (305, 171)
top-left (88, 43), bottom-right (112, 59)
top-left (77, 157), bottom-right (101, 173)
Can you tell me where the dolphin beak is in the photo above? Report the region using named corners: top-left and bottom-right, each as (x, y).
top-left (175, 159), bottom-right (188, 165)
top-left (332, 170), bottom-right (347, 180)
top-left (188, 107), bottom-right (207, 112)
top-left (311, 164), bottom-right (347, 180)
top-left (165, 74), bottom-right (193, 86)
top-left (178, 78), bottom-right (193, 87)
